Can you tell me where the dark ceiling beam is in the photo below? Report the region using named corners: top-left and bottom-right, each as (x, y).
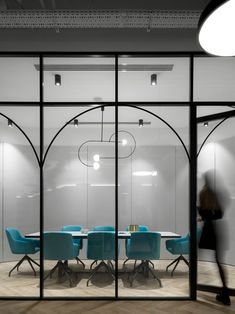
top-left (197, 109), bottom-right (235, 123)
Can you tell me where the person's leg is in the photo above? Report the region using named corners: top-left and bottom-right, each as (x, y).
top-left (215, 250), bottom-right (231, 305)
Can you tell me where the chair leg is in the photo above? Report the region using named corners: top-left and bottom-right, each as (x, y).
top-left (44, 262), bottom-right (59, 281)
top-left (130, 260), bottom-right (161, 288)
top-left (87, 260), bottom-right (115, 286)
top-left (76, 257), bottom-right (85, 269)
top-left (26, 257), bottom-right (36, 276)
top-left (9, 256), bottom-right (26, 277)
top-left (28, 256), bottom-right (40, 267)
top-left (44, 261), bottom-right (75, 286)
top-left (123, 258), bottom-right (129, 266)
top-left (90, 260), bottom-right (98, 269)
top-left (166, 255), bottom-right (189, 276)
top-left (9, 255), bottom-right (39, 277)
top-left (149, 260), bottom-right (154, 269)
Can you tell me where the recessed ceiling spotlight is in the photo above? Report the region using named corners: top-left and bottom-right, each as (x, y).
top-left (55, 74), bottom-right (61, 86)
top-left (151, 74), bottom-right (157, 86)
top-left (204, 122), bottom-right (209, 127)
top-left (139, 119), bottom-right (144, 128)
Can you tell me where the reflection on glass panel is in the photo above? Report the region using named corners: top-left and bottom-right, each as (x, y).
top-left (118, 106), bottom-right (189, 297)
top-left (194, 57), bottom-right (235, 101)
top-left (197, 106), bottom-right (235, 291)
top-left (118, 57), bottom-right (189, 101)
top-left (0, 57), bottom-right (39, 101)
top-left (44, 106), bottom-right (115, 297)
top-left (43, 57), bottom-right (115, 102)
top-left (0, 107), bottom-right (40, 297)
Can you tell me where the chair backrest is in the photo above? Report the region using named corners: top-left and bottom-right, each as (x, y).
top-left (5, 228), bottom-right (25, 254)
top-left (87, 231), bottom-right (116, 260)
top-left (92, 225), bottom-right (115, 231)
top-left (61, 225), bottom-right (82, 231)
top-left (166, 229), bottom-right (202, 255)
top-left (138, 225), bottom-right (149, 231)
top-left (127, 232), bottom-right (161, 260)
top-left (44, 232), bottom-right (77, 260)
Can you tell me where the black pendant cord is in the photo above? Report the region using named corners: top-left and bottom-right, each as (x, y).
top-left (101, 106), bottom-right (104, 142)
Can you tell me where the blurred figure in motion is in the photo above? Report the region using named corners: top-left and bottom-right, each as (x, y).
top-left (198, 170), bottom-right (231, 306)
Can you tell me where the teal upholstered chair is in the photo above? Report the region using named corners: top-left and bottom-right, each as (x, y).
top-left (86, 231), bottom-right (118, 286)
top-left (165, 234), bottom-right (189, 276)
top-left (123, 225), bottom-right (150, 267)
top-left (61, 225), bottom-right (85, 269)
top-left (165, 228), bottom-right (202, 276)
top-left (5, 228), bottom-right (40, 277)
top-left (126, 231), bottom-right (162, 287)
top-left (92, 226), bottom-right (115, 231)
top-left (90, 226), bottom-right (115, 269)
top-left (43, 232), bottom-right (79, 286)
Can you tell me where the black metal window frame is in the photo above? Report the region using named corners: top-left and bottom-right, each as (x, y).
top-left (0, 51), bottom-right (234, 301)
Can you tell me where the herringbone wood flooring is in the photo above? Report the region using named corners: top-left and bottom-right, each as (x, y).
top-left (0, 260), bottom-right (234, 299)
top-left (0, 295), bottom-right (234, 314)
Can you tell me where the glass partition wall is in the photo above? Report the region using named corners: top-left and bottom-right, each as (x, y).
top-left (0, 53), bottom-right (234, 300)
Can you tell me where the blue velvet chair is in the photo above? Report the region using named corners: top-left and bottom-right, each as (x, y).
top-left (90, 226), bottom-right (115, 269)
top-left (61, 225), bottom-right (85, 269)
top-left (165, 234), bottom-right (189, 276)
top-left (92, 225), bottom-right (115, 231)
top-left (126, 231), bottom-right (162, 287)
top-left (43, 232), bottom-right (80, 286)
top-left (5, 227), bottom-right (40, 277)
top-left (86, 231), bottom-right (118, 286)
top-left (123, 225), bottom-right (150, 267)
top-left (165, 229), bottom-right (202, 276)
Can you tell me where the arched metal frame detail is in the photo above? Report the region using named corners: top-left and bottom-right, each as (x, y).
top-left (0, 112), bottom-right (40, 166)
top-left (43, 104), bottom-right (190, 165)
top-left (197, 117), bottom-right (229, 157)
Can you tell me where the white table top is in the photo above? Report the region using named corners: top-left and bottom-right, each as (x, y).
top-left (25, 231), bottom-right (181, 239)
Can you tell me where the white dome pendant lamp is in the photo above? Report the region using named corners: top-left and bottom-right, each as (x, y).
top-left (198, 0), bottom-right (235, 56)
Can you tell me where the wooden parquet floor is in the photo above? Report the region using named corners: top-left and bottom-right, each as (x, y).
top-left (0, 294), bottom-right (234, 314)
top-left (0, 259), bottom-right (234, 301)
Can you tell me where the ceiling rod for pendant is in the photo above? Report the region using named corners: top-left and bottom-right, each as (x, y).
top-left (101, 106), bottom-right (104, 142)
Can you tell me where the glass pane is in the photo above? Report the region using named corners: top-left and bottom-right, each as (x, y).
top-left (197, 106), bottom-right (235, 291)
top-left (194, 57), bottom-right (235, 101)
top-left (118, 105), bottom-right (190, 297)
top-left (44, 105), bottom-right (115, 297)
top-left (0, 106), bottom-right (40, 153)
top-left (0, 106), bottom-right (40, 297)
top-left (43, 56), bottom-right (115, 102)
top-left (0, 57), bottom-right (39, 102)
top-left (118, 57), bottom-right (189, 101)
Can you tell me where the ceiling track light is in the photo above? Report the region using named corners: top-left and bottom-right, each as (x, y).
top-left (74, 119), bottom-right (78, 128)
top-left (8, 119), bottom-right (13, 128)
top-left (139, 119), bottom-right (144, 128)
top-left (151, 73), bottom-right (157, 86)
top-left (55, 74), bottom-right (61, 86)
top-left (198, 0), bottom-right (235, 56)
top-left (204, 121), bottom-right (209, 127)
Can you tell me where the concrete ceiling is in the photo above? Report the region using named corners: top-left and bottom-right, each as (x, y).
top-left (0, 0), bottom-right (211, 52)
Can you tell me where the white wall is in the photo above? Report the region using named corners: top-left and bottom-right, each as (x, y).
top-left (44, 144), bottom-right (189, 260)
top-left (0, 143), bottom-right (39, 262)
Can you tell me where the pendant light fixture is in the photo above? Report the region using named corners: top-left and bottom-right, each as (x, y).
top-left (77, 107), bottom-right (136, 169)
top-left (198, 0), bottom-right (235, 56)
